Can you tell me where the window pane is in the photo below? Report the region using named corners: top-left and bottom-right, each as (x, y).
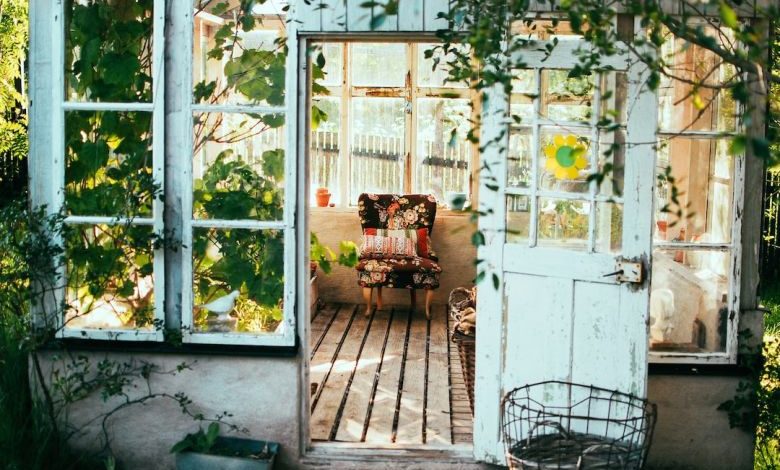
top-left (597, 130), bottom-right (625, 197)
top-left (193, 112), bottom-right (286, 220)
top-left (507, 130), bottom-right (532, 189)
top-left (537, 198), bottom-right (590, 250)
top-left (595, 202), bottom-right (622, 254)
top-left (65, 0), bottom-right (153, 102)
top-left (415, 98), bottom-right (472, 204)
top-left (351, 43), bottom-right (406, 87)
top-left (511, 20), bottom-right (585, 41)
top-left (417, 43), bottom-right (468, 88)
top-left (506, 195), bottom-right (531, 244)
top-left (655, 138), bottom-right (733, 244)
top-left (650, 248), bottom-right (730, 353)
top-left (310, 97), bottom-right (341, 205)
top-left (539, 129), bottom-right (591, 194)
top-left (65, 111), bottom-right (154, 217)
top-left (318, 43), bottom-right (344, 87)
top-left (65, 224), bottom-right (156, 331)
top-left (658, 26), bottom-right (737, 133)
top-left (349, 98), bottom-right (405, 203)
top-left (541, 70), bottom-right (594, 122)
top-left (510, 69), bottom-right (537, 125)
top-left (193, 1), bottom-right (286, 105)
top-left (192, 228), bottom-right (284, 334)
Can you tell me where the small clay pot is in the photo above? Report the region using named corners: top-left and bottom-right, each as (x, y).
top-left (315, 190), bottom-right (331, 207)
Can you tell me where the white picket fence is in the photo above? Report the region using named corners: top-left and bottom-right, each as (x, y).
top-left (310, 130), bottom-right (472, 203)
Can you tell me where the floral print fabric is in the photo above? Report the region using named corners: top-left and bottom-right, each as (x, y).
top-left (356, 194), bottom-right (441, 290)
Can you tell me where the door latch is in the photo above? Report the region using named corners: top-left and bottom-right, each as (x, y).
top-left (603, 259), bottom-right (643, 284)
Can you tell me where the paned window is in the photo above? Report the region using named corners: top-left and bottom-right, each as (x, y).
top-left (309, 42), bottom-right (476, 207)
top-left (650, 26), bottom-right (742, 362)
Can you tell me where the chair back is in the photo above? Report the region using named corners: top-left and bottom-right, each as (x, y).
top-left (357, 194), bottom-right (437, 234)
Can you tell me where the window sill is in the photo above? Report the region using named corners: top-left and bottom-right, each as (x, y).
top-left (41, 336), bottom-right (300, 358)
top-left (309, 205), bottom-right (473, 218)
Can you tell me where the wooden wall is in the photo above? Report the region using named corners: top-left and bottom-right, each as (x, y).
top-left (310, 208), bottom-right (477, 306)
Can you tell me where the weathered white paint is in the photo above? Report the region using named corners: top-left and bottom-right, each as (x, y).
top-left (474, 31), bottom-right (654, 463)
top-left (297, 0), bottom-right (449, 32)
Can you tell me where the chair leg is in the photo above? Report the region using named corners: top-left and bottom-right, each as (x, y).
top-left (376, 286), bottom-right (383, 310)
top-left (409, 289), bottom-right (417, 311)
top-left (362, 287), bottom-right (373, 317)
top-left (424, 290), bottom-right (434, 320)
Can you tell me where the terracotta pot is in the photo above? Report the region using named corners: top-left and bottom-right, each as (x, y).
top-left (315, 191), bottom-right (331, 207)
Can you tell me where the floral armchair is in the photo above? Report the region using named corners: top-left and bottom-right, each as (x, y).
top-left (356, 194), bottom-right (441, 318)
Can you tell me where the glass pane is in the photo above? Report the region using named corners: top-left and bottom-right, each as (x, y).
top-left (506, 195), bottom-right (531, 244)
top-left (650, 248), bottom-right (730, 353)
top-left (658, 26), bottom-right (737, 133)
top-left (417, 43), bottom-right (468, 88)
top-left (415, 98), bottom-right (472, 204)
top-left (539, 129), bottom-right (590, 193)
top-left (541, 70), bottom-right (595, 122)
top-left (510, 20), bottom-right (585, 41)
top-left (600, 72), bottom-right (628, 126)
top-left (351, 43), bottom-right (406, 87)
top-left (318, 43), bottom-right (343, 87)
top-left (510, 69), bottom-right (537, 123)
top-left (193, 1), bottom-right (286, 105)
top-left (65, 111), bottom-right (154, 217)
top-left (655, 138), bottom-right (733, 244)
top-left (350, 98), bottom-right (405, 203)
top-left (595, 202), bottom-right (623, 254)
top-left (310, 97), bottom-right (340, 206)
top-left (192, 228), bottom-right (284, 334)
top-left (507, 131), bottom-right (532, 189)
top-left (597, 130), bottom-right (625, 197)
top-left (538, 198), bottom-right (590, 250)
top-left (65, 0), bottom-right (153, 102)
top-left (193, 113), bottom-right (286, 220)
top-left (65, 224), bottom-right (156, 331)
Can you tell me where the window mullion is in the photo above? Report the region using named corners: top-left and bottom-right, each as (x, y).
top-left (339, 44), bottom-right (351, 206)
top-left (405, 42), bottom-right (416, 195)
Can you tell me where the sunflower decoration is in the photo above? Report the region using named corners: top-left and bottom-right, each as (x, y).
top-left (543, 134), bottom-right (588, 180)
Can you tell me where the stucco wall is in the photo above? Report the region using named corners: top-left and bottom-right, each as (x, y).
top-left (39, 347), bottom-right (753, 469)
top-left (310, 208), bottom-right (478, 306)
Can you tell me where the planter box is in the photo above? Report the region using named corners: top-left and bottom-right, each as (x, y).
top-left (175, 437), bottom-right (279, 470)
top-left (310, 275), bottom-right (319, 316)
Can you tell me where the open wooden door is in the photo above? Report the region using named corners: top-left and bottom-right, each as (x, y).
top-left (473, 39), bottom-right (657, 463)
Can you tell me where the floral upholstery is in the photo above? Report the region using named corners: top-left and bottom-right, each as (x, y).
top-left (356, 194), bottom-right (441, 290)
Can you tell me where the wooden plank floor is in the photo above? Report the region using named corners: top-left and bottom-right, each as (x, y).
top-left (310, 303), bottom-right (473, 446)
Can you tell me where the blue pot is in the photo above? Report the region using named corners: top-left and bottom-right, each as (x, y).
top-left (175, 437), bottom-right (279, 470)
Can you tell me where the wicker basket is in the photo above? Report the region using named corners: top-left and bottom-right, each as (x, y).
top-left (451, 329), bottom-right (476, 415)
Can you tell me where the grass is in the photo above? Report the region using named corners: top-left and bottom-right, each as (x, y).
top-left (756, 283), bottom-right (780, 469)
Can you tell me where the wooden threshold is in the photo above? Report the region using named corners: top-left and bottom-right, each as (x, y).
top-left (309, 302), bottom-right (474, 446)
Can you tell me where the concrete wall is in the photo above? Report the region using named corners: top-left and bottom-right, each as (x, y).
top-left (40, 354), bottom-right (754, 470)
top-left (310, 208), bottom-right (478, 306)
top-left (646, 374), bottom-right (754, 470)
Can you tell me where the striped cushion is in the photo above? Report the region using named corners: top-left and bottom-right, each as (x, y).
top-left (360, 235), bottom-right (418, 259)
top-left (363, 228), bottom-right (432, 258)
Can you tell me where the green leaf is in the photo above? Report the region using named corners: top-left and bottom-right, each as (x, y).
top-left (99, 53), bottom-right (142, 87)
top-left (718, 2), bottom-right (739, 29)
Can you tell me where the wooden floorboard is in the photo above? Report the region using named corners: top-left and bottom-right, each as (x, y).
top-left (335, 308), bottom-right (392, 442)
top-left (310, 303), bottom-right (473, 446)
top-left (311, 306), bottom-right (371, 440)
top-left (395, 310), bottom-right (428, 444)
top-left (364, 308), bottom-right (409, 444)
top-left (426, 305), bottom-right (451, 445)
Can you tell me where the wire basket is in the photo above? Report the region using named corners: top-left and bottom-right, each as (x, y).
top-left (501, 381), bottom-right (657, 470)
top-left (451, 329), bottom-right (475, 415)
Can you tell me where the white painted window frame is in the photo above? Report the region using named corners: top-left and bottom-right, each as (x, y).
top-left (311, 40), bottom-right (479, 207)
top-left (51, 0), bottom-right (166, 342)
top-left (179, 7), bottom-right (299, 347)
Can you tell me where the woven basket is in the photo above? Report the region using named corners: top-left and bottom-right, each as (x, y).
top-left (452, 329), bottom-right (476, 415)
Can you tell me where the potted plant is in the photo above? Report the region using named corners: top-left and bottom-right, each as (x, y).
top-left (172, 422), bottom-right (279, 470)
top-left (310, 233), bottom-right (359, 313)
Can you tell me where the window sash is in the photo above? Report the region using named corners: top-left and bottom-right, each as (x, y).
top-left (55, 0), bottom-right (166, 342)
top-left (180, 7), bottom-right (298, 347)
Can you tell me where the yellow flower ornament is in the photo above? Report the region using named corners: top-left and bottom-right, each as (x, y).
top-left (543, 134), bottom-right (588, 180)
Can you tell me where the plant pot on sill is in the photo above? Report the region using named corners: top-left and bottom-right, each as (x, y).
top-left (175, 436), bottom-right (279, 470)
top-left (315, 188), bottom-right (331, 207)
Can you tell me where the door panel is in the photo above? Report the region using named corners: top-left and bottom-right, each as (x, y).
top-left (474, 38), bottom-right (655, 464)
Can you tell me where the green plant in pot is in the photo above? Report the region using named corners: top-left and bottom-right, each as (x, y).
top-left (171, 422), bottom-right (279, 470)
